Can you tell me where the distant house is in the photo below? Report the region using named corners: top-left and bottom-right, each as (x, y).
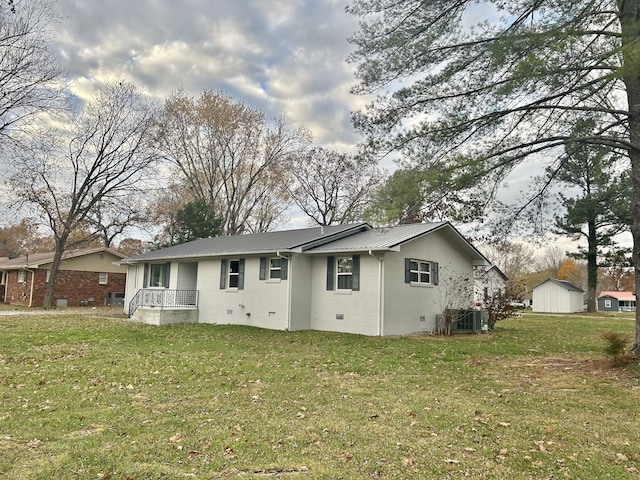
top-left (473, 265), bottom-right (508, 307)
top-left (120, 222), bottom-right (491, 336)
top-left (532, 279), bottom-right (584, 313)
top-left (0, 247), bottom-right (127, 308)
top-left (598, 291), bottom-right (636, 312)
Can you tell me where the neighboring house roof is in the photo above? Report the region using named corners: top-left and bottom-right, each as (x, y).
top-left (533, 278), bottom-right (584, 293)
top-left (598, 291), bottom-right (636, 301)
top-left (0, 247), bottom-right (125, 270)
top-left (120, 223), bottom-right (370, 263)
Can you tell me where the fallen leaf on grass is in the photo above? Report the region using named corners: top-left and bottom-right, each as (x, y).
top-left (402, 457), bottom-right (414, 466)
top-left (27, 439), bottom-right (42, 449)
top-left (498, 422), bottom-right (511, 427)
top-left (169, 433), bottom-right (182, 442)
top-left (534, 440), bottom-right (547, 452)
top-left (339, 452), bottom-right (353, 462)
top-left (616, 453), bottom-right (629, 462)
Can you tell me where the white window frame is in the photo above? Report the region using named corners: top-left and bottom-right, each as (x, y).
top-left (604, 299), bottom-right (612, 308)
top-left (269, 258), bottom-right (282, 280)
top-left (17, 270), bottom-right (27, 283)
top-left (147, 263), bottom-right (169, 288)
top-left (336, 256), bottom-right (353, 290)
top-left (99, 272), bottom-right (108, 284)
top-left (228, 259), bottom-right (240, 289)
top-left (409, 259), bottom-right (432, 285)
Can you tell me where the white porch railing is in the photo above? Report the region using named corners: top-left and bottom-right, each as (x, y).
top-left (128, 289), bottom-right (199, 316)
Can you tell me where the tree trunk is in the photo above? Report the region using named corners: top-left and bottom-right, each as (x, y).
top-left (42, 235), bottom-right (68, 309)
top-left (619, 0), bottom-right (640, 355)
top-left (586, 219), bottom-right (597, 312)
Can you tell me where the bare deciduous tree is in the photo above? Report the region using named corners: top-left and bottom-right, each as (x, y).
top-left (9, 81), bottom-right (160, 308)
top-left (288, 147), bottom-right (382, 226)
top-left (481, 242), bottom-right (536, 286)
top-left (535, 246), bottom-right (567, 279)
top-left (436, 267), bottom-right (474, 336)
top-left (155, 89), bottom-right (309, 235)
top-left (0, 0), bottom-right (63, 146)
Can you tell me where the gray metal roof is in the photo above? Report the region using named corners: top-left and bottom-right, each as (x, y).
top-left (121, 223), bottom-right (369, 263)
top-left (306, 222), bottom-right (447, 252)
top-left (534, 278), bottom-right (584, 292)
top-left (305, 222), bottom-right (488, 263)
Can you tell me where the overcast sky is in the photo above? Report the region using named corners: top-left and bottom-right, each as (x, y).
top-left (45, 1), bottom-right (631, 251)
top-left (53, 0), bottom-right (365, 152)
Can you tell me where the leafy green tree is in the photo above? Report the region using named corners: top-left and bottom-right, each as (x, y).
top-left (555, 119), bottom-right (631, 311)
top-left (365, 167), bottom-right (485, 225)
top-left (348, 1), bottom-right (640, 354)
top-left (168, 199), bottom-right (222, 246)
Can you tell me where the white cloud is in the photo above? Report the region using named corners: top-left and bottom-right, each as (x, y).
top-left (53, 0), bottom-right (365, 150)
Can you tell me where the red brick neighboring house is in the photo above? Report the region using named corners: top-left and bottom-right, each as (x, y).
top-left (0, 247), bottom-right (127, 307)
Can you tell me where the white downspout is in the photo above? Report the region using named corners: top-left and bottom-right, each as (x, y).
top-left (25, 268), bottom-right (35, 307)
top-left (277, 252), bottom-right (292, 331)
top-left (369, 250), bottom-right (384, 336)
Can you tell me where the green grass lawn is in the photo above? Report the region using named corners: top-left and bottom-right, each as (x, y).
top-left (1, 311), bottom-right (639, 479)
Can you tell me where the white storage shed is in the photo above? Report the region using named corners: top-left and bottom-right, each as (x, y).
top-left (532, 279), bottom-right (584, 313)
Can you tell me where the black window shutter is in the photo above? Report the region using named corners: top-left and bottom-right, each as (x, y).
top-left (259, 257), bottom-right (267, 280)
top-left (219, 259), bottom-right (227, 289)
top-left (433, 262), bottom-right (439, 285)
top-left (352, 255), bottom-right (360, 291)
top-left (281, 258), bottom-right (288, 280)
top-left (143, 264), bottom-right (149, 288)
top-left (326, 256), bottom-right (335, 290)
top-left (238, 259), bottom-right (245, 290)
top-left (404, 258), bottom-right (411, 283)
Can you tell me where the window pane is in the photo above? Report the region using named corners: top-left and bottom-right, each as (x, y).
top-left (270, 258), bottom-right (282, 268)
top-left (410, 261), bottom-right (418, 271)
top-left (420, 272), bottom-right (429, 283)
top-left (420, 262), bottom-right (430, 273)
top-left (229, 260), bottom-right (240, 274)
top-left (270, 269), bottom-right (281, 279)
top-left (337, 275), bottom-right (352, 290)
top-left (269, 258), bottom-right (282, 279)
top-left (410, 272), bottom-right (418, 282)
top-left (150, 264), bottom-right (162, 287)
top-left (228, 260), bottom-right (240, 288)
top-left (337, 257), bottom-right (352, 273)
